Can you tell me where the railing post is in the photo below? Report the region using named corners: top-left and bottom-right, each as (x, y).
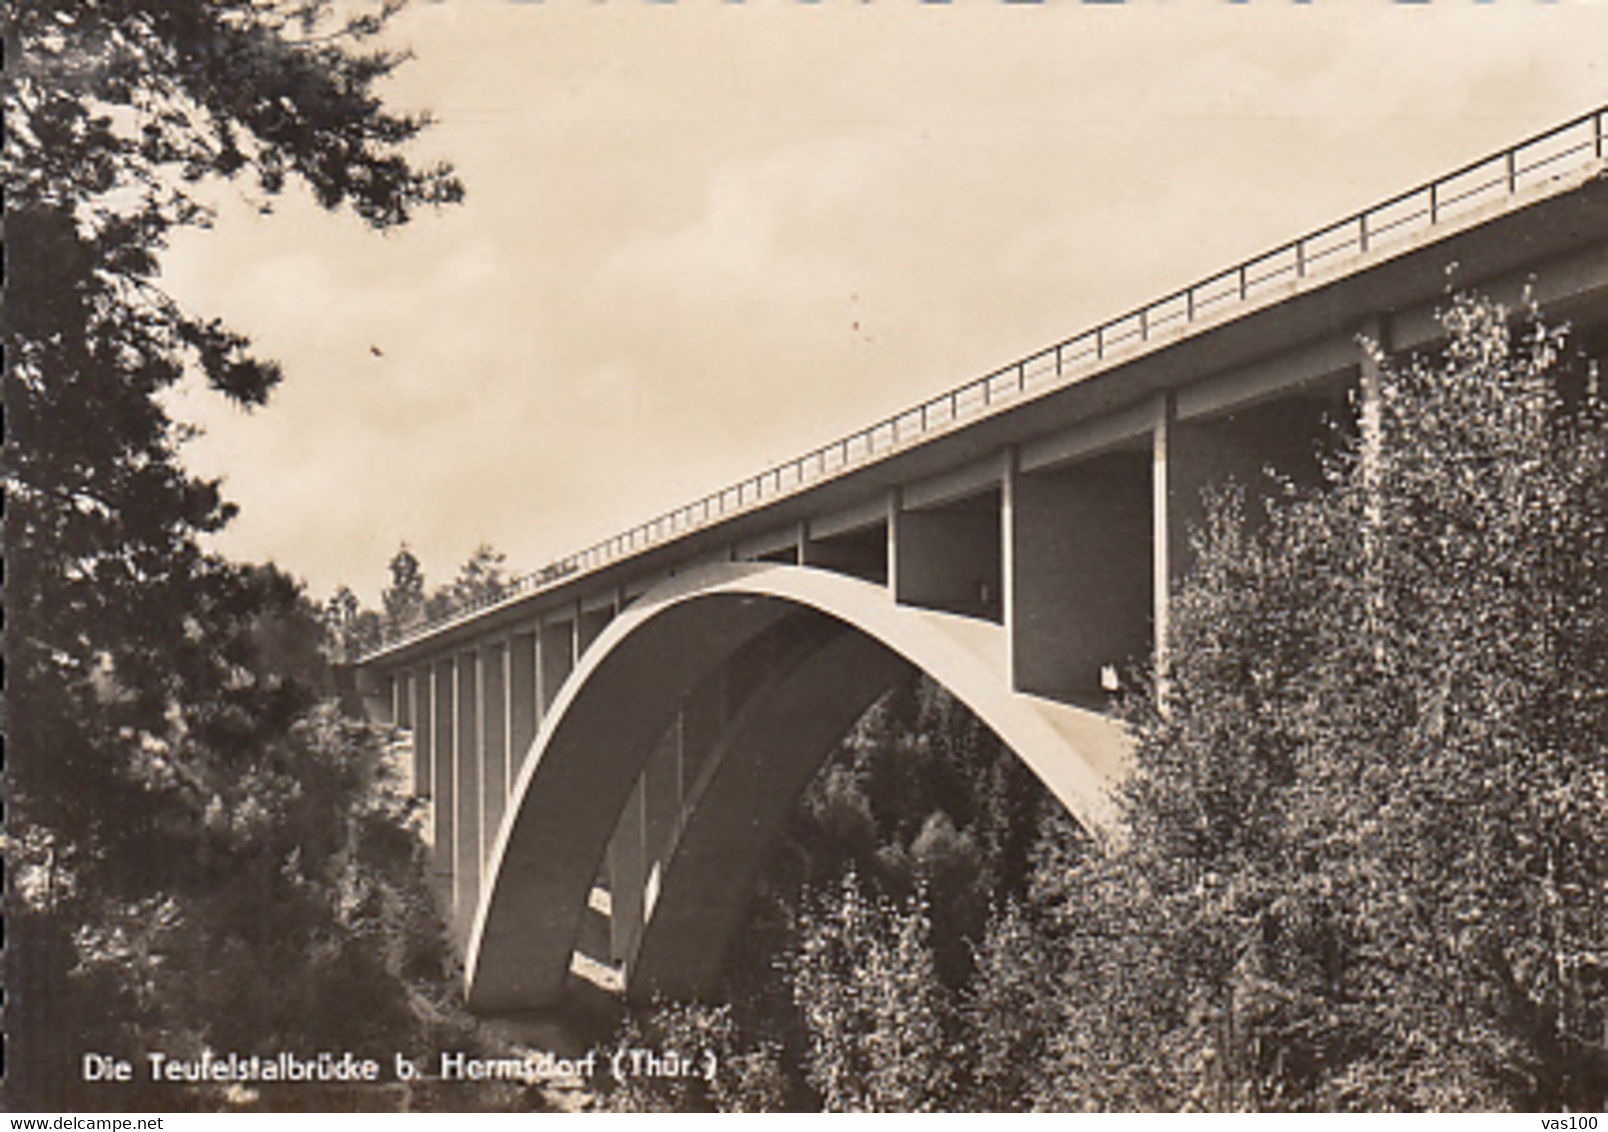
top-left (1186, 288), bottom-right (1195, 322)
top-left (1359, 212), bottom-right (1370, 254)
top-left (1428, 182), bottom-right (1438, 225)
top-left (1095, 325), bottom-right (1104, 360)
top-left (1295, 240), bottom-right (1306, 279)
top-left (1506, 149), bottom-right (1518, 194)
top-left (1597, 110), bottom-right (1604, 160)
top-left (1053, 343), bottom-right (1062, 378)
top-left (1238, 264), bottom-right (1247, 300)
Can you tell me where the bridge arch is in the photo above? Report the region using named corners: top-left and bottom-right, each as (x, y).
top-left (465, 561), bottom-right (1129, 1013)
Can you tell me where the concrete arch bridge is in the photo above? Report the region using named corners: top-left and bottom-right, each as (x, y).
top-left (350, 107), bottom-right (1608, 1014)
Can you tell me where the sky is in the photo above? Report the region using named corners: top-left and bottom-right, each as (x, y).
top-left (159, 0), bottom-right (1608, 605)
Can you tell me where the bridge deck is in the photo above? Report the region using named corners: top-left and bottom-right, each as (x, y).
top-left (360, 105), bottom-right (1608, 666)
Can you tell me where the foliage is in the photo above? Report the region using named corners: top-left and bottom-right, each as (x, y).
top-left (791, 873), bottom-right (956, 1112)
top-left (14, 707), bottom-right (436, 1110)
top-left (330, 541), bottom-right (511, 655)
top-left (4, 0), bottom-right (461, 1109)
top-left (1038, 293), bottom-right (1608, 1111)
top-left (962, 900), bottom-right (1063, 1112)
top-left (325, 583), bottom-right (383, 662)
top-left (438, 542), bottom-right (508, 616)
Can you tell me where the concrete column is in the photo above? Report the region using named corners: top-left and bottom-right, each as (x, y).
top-left (481, 641), bottom-right (508, 870)
top-left (641, 730), bottom-right (683, 926)
top-left (796, 520), bottom-right (812, 566)
top-left (392, 672), bottom-right (415, 796)
top-left (1358, 315), bottom-right (1388, 516)
top-left (608, 780), bottom-right (648, 965)
top-left (414, 670), bottom-right (433, 807)
top-left (531, 622), bottom-right (546, 728)
top-left (578, 601), bottom-right (613, 656)
top-left (1001, 447), bottom-right (1019, 687)
top-left (503, 637), bottom-right (516, 797)
top-left (1156, 392), bottom-right (1239, 675)
top-left (509, 630), bottom-right (539, 791)
top-left (1152, 394), bottom-right (1175, 676)
top-left (540, 617), bottom-right (574, 714)
top-left (455, 653), bottom-right (481, 929)
top-left (430, 659), bottom-right (455, 893)
top-left (885, 488), bottom-right (902, 601)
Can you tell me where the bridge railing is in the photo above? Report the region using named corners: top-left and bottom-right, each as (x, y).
top-left (366, 105), bottom-right (1606, 658)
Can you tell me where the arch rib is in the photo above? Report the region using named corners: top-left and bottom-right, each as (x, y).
top-left (466, 562), bottom-right (1129, 1013)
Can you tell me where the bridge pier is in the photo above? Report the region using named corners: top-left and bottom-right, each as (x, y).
top-left (408, 669), bottom-right (432, 845)
top-left (540, 612), bottom-right (575, 716)
top-left (390, 672), bottom-right (417, 796)
top-left (509, 630), bottom-right (539, 793)
top-left (430, 660), bottom-right (456, 903)
top-left (454, 652), bottom-right (481, 933)
top-left (480, 642), bottom-right (508, 874)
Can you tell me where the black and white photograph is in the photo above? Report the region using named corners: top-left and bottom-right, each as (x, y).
top-left (6, 0), bottom-right (1608, 1115)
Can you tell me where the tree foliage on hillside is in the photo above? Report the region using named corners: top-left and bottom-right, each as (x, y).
top-left (1036, 294), bottom-right (1608, 1111)
top-left (4, 0), bottom-right (465, 1109)
top-left (325, 541), bottom-right (510, 660)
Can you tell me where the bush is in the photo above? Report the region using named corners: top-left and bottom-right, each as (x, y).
top-left (1040, 293), bottom-right (1608, 1110)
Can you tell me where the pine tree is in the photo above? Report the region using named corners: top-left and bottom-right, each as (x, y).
top-left (5, 0), bottom-right (460, 1108)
